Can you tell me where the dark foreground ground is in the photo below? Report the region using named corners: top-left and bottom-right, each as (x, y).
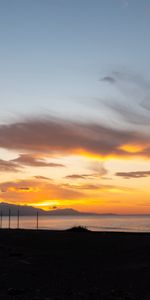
top-left (0, 229), bottom-right (150, 300)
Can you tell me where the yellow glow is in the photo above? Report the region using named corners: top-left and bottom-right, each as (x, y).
top-left (75, 148), bottom-right (142, 160)
top-left (72, 149), bottom-right (101, 160)
top-left (1, 146), bottom-right (150, 214)
top-left (107, 188), bottom-right (130, 193)
top-left (1, 188), bottom-right (150, 214)
top-left (32, 200), bottom-right (60, 208)
top-left (119, 144), bottom-right (146, 153)
top-left (74, 149), bottom-right (118, 160)
top-left (30, 199), bottom-right (87, 211)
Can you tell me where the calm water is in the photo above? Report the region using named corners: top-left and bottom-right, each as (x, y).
top-left (1, 215), bottom-right (150, 232)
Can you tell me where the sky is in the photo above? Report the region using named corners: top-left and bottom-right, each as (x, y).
top-left (0, 0), bottom-right (150, 214)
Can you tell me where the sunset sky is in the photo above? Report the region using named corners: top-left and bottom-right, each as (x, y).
top-left (0, 0), bottom-right (150, 214)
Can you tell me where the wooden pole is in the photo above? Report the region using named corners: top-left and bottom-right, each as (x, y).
top-left (8, 209), bottom-right (11, 229)
top-left (17, 208), bottom-right (20, 229)
top-left (36, 211), bottom-right (39, 230)
top-left (0, 210), bottom-right (2, 229)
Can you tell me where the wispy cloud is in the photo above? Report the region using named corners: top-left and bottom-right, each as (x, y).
top-left (64, 163), bottom-right (107, 180)
top-left (62, 183), bottom-right (132, 192)
top-left (34, 176), bottom-right (52, 181)
top-left (12, 154), bottom-right (64, 168)
top-left (0, 159), bottom-right (22, 173)
top-left (101, 76), bottom-right (116, 84)
top-left (89, 161), bottom-right (108, 176)
top-left (100, 70), bottom-right (150, 127)
top-left (0, 116), bottom-right (149, 158)
top-left (65, 174), bottom-right (94, 180)
top-left (64, 162), bottom-right (108, 181)
top-left (0, 154), bottom-right (65, 173)
top-left (116, 170), bottom-right (150, 179)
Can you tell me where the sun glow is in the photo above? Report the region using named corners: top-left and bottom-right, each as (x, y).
top-left (119, 144), bottom-right (146, 153)
top-left (30, 199), bottom-right (87, 211)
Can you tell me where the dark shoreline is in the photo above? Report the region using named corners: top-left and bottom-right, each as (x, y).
top-left (0, 229), bottom-right (150, 299)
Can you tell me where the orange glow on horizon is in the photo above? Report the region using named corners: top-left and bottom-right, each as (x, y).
top-left (74, 147), bottom-right (150, 160)
top-left (119, 144), bottom-right (147, 154)
top-left (1, 150), bottom-right (150, 214)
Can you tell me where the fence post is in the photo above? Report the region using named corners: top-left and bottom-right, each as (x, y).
top-left (17, 208), bottom-right (20, 229)
top-left (36, 211), bottom-right (39, 230)
top-left (0, 210), bottom-right (2, 229)
top-left (8, 209), bottom-right (11, 229)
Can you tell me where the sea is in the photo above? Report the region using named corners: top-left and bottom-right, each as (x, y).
top-left (1, 215), bottom-right (150, 232)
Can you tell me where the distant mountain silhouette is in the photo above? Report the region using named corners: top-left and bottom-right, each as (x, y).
top-left (0, 202), bottom-right (117, 216)
top-left (0, 203), bottom-right (83, 216)
top-left (0, 202), bottom-right (46, 216)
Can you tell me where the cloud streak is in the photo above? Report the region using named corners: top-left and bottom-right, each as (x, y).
top-left (101, 76), bottom-right (116, 84)
top-left (12, 154), bottom-right (64, 168)
top-left (0, 159), bottom-right (22, 173)
top-left (65, 174), bottom-right (94, 180)
top-left (34, 176), bottom-right (52, 181)
top-left (65, 163), bottom-right (108, 180)
top-left (100, 70), bottom-right (150, 128)
top-left (116, 171), bottom-right (150, 179)
top-left (62, 183), bottom-right (132, 192)
top-left (0, 116), bottom-right (149, 158)
top-left (0, 154), bottom-right (64, 173)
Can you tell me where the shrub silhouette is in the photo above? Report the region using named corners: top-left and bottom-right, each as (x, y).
top-left (67, 226), bottom-right (89, 232)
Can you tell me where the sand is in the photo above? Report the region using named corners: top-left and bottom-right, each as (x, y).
top-left (0, 229), bottom-right (150, 299)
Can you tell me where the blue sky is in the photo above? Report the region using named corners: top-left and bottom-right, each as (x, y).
top-left (0, 0), bottom-right (150, 121)
top-left (1, 1), bottom-right (150, 213)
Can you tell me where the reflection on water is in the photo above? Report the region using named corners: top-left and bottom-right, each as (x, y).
top-left (1, 215), bottom-right (150, 232)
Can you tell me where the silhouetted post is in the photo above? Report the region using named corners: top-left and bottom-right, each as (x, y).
top-left (8, 209), bottom-right (11, 229)
top-left (36, 211), bottom-right (39, 230)
top-left (0, 210), bottom-right (2, 229)
top-left (17, 208), bottom-right (20, 229)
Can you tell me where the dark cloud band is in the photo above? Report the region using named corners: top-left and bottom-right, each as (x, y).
top-left (0, 117), bottom-right (149, 158)
top-left (116, 171), bottom-right (150, 179)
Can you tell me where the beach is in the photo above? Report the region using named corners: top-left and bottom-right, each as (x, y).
top-left (0, 229), bottom-right (150, 300)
